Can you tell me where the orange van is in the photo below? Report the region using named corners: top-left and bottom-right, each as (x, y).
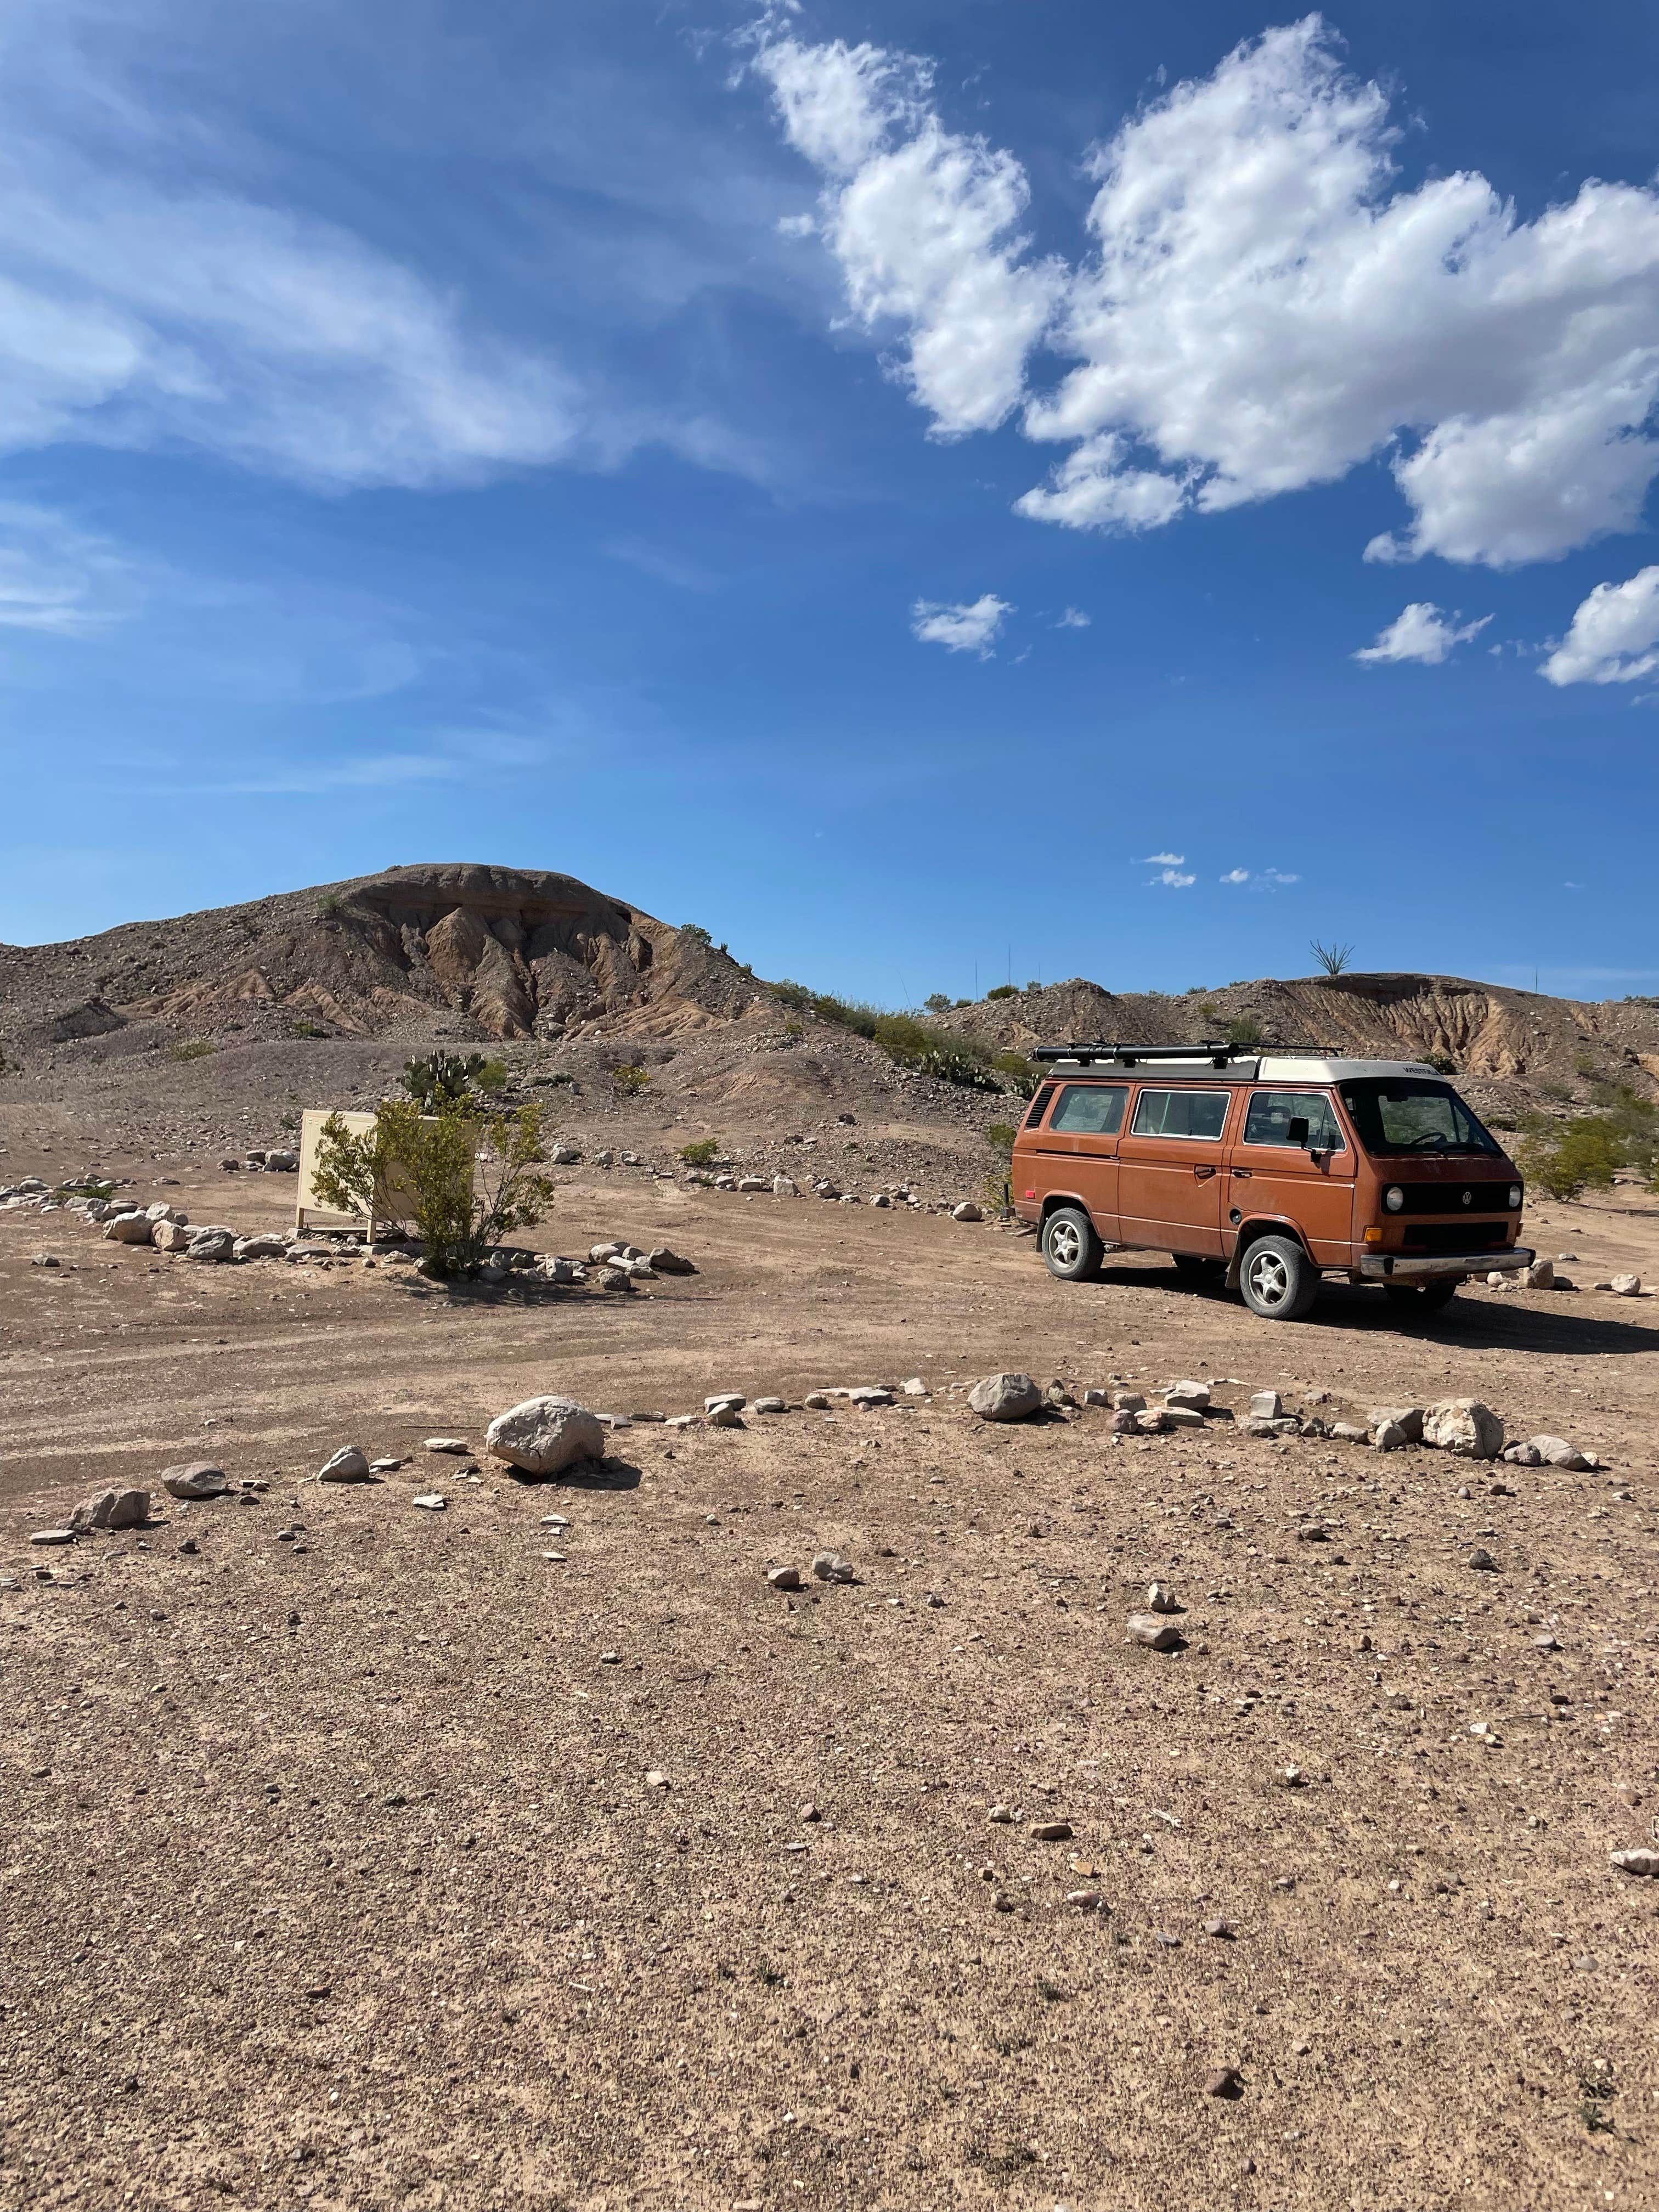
top-left (1012, 1043), bottom-right (1531, 1322)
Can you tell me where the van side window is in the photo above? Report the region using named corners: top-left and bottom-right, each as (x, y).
top-left (1244, 1090), bottom-right (1345, 1151)
top-left (1023, 1086), bottom-right (1056, 1130)
top-left (1130, 1087), bottom-right (1229, 1140)
top-left (1049, 1085), bottom-right (1128, 1135)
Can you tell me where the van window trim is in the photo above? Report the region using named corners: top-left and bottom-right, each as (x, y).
top-left (1047, 1081), bottom-right (1130, 1136)
top-left (1127, 1085), bottom-right (1233, 1142)
top-left (1240, 1086), bottom-right (1348, 1154)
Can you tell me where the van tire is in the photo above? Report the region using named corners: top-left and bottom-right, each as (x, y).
top-left (1042, 1206), bottom-right (1103, 1282)
top-left (1238, 1233), bottom-right (1319, 1321)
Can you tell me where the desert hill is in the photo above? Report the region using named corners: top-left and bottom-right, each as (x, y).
top-left (3, 865), bottom-right (1657, 1186)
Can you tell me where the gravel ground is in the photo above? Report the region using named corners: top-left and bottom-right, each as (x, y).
top-left (3, 1140), bottom-right (1659, 2210)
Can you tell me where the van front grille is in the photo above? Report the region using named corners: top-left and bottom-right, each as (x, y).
top-left (1400, 1221), bottom-right (1509, 1254)
top-left (1393, 1180), bottom-right (1517, 1212)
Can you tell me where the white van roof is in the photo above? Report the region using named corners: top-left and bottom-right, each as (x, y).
top-left (1039, 1053), bottom-right (1443, 1084)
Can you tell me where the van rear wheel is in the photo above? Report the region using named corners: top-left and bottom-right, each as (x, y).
top-left (1239, 1234), bottom-right (1319, 1321)
top-left (1042, 1206), bottom-right (1103, 1282)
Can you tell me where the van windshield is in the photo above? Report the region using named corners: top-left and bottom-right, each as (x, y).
top-left (1339, 1078), bottom-right (1503, 1158)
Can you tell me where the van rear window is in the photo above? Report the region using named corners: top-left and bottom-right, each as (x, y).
top-left (1050, 1085), bottom-right (1128, 1135)
top-left (1131, 1088), bottom-right (1229, 1139)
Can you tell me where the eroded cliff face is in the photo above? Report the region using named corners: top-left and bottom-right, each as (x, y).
top-left (0, 864), bottom-right (765, 1043)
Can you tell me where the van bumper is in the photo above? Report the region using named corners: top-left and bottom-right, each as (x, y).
top-left (1358, 1246), bottom-right (1533, 1283)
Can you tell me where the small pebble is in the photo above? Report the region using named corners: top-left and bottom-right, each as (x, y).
top-left (1029, 1820), bottom-right (1074, 1842)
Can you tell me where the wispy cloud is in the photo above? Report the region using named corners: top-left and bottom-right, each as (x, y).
top-left (1053, 606), bottom-right (1091, 629)
top-left (1149, 865), bottom-right (1195, 888)
top-left (910, 592), bottom-right (1012, 656)
top-left (1142, 850), bottom-right (1184, 866)
top-left (0, 500), bottom-right (145, 634)
top-left (195, 753), bottom-right (469, 796)
top-left (1354, 603), bottom-right (1491, 666)
top-left (1219, 866), bottom-right (1250, 884)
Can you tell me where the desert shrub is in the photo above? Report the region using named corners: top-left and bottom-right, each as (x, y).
top-left (985, 1122), bottom-right (1018, 1160)
top-left (401, 1052), bottom-right (508, 1113)
top-left (312, 1099), bottom-right (554, 1278)
top-left (168, 1040), bottom-right (216, 1063)
top-left (872, 1012), bottom-right (999, 1090)
top-left (771, 981), bottom-right (879, 1038)
top-left (290, 1019), bottom-right (330, 1039)
top-left (1310, 938), bottom-right (1353, 977)
top-left (986, 984), bottom-right (1018, 1001)
top-left (991, 1050), bottom-right (1039, 1096)
top-left (923, 993), bottom-right (952, 1013)
top-left (679, 923), bottom-right (713, 949)
top-left (1515, 1115), bottom-right (1621, 1201)
top-left (679, 1138), bottom-right (720, 1166)
top-left (1225, 1015), bottom-right (1266, 1047)
top-left (611, 1064), bottom-right (651, 1097)
top-left (1424, 1052), bottom-right (1457, 1076)
top-left (317, 893), bottom-right (344, 918)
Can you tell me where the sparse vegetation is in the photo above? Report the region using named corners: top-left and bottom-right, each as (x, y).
top-left (679, 923), bottom-right (713, 949)
top-left (923, 993), bottom-right (952, 1014)
top-left (986, 984), bottom-right (1018, 1001)
top-left (611, 1064), bottom-right (651, 1097)
top-left (985, 1122), bottom-right (1018, 1160)
top-left (400, 1052), bottom-right (509, 1114)
top-left (679, 1138), bottom-right (720, 1166)
top-left (317, 893), bottom-right (344, 918)
top-left (311, 1099), bottom-right (554, 1279)
top-left (290, 1019), bottom-right (330, 1039)
top-left (991, 1050), bottom-right (1039, 1096)
top-left (1516, 1114), bottom-right (1623, 1200)
top-left (168, 1040), bottom-right (217, 1063)
top-left (1311, 938), bottom-right (1355, 977)
top-left (771, 984), bottom-right (1002, 1089)
top-left (1425, 1052), bottom-right (1457, 1076)
top-left (1226, 1015), bottom-right (1266, 1047)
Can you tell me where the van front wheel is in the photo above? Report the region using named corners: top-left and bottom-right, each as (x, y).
top-left (1239, 1234), bottom-right (1319, 1321)
top-left (1042, 1206), bottom-right (1103, 1282)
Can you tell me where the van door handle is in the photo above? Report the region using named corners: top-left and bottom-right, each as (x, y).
top-left (1231, 1168), bottom-right (1252, 1180)
top-left (1194, 1164), bottom-right (1217, 1181)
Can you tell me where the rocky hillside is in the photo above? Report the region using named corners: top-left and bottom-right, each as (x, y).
top-left (943, 972), bottom-right (1659, 1116)
top-left (4, 865), bottom-right (1656, 1136)
top-left (0, 864), bottom-right (767, 1049)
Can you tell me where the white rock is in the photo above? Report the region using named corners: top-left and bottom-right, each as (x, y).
top-left (1610, 1848), bottom-right (1659, 1877)
top-left (103, 1212), bottom-right (154, 1245)
top-left (1164, 1380), bottom-right (1211, 1411)
top-left (263, 1150), bottom-right (300, 1172)
top-left (803, 1391), bottom-right (832, 1410)
top-left (766, 1565), bottom-right (803, 1591)
top-left (704, 1393), bottom-right (746, 1415)
top-left (30, 1529), bottom-right (76, 1546)
top-left (1111, 1391), bottom-right (1147, 1413)
top-left (317, 1446), bottom-right (374, 1484)
top-left (425, 1438), bottom-right (471, 1454)
top-left (161, 1461), bottom-right (227, 1499)
top-left (951, 1202), bottom-right (984, 1223)
top-left (736, 1176), bottom-right (770, 1193)
top-left (1249, 1390), bottom-right (1283, 1420)
top-left (1423, 1398), bottom-right (1505, 1460)
top-left (71, 1487), bottom-right (149, 1532)
top-left (753, 1397), bottom-right (788, 1415)
top-left (411, 1493), bottom-right (448, 1511)
top-left (1610, 1273), bottom-right (1643, 1295)
top-left (1369, 1406), bottom-right (1424, 1443)
top-left (484, 1396), bottom-right (605, 1475)
top-left (1126, 1612), bottom-right (1182, 1651)
top-left (812, 1551), bottom-right (855, 1583)
top-left (868, 1193), bottom-right (890, 1207)
top-left (1146, 1581), bottom-right (1181, 1613)
top-left (1164, 1406), bottom-right (1205, 1429)
top-left (1516, 1257), bottom-right (1555, 1290)
top-left (849, 1385), bottom-right (893, 1406)
top-left (771, 1175), bottom-right (799, 1197)
top-left (1529, 1434), bottom-right (1590, 1471)
top-left (647, 1246), bottom-right (697, 1274)
top-left (1330, 1421), bottom-right (1369, 1443)
top-left (901, 1378), bottom-right (929, 1396)
top-left (967, 1372), bottom-right (1041, 1423)
top-left (232, 1233), bottom-right (287, 1261)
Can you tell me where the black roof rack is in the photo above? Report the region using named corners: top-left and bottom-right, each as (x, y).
top-left (1030, 1040), bottom-right (1267, 1068)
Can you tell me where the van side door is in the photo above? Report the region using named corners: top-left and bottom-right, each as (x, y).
top-left (1115, 1085), bottom-right (1229, 1256)
top-left (1226, 1088), bottom-right (1356, 1265)
top-left (1030, 1083), bottom-right (1128, 1240)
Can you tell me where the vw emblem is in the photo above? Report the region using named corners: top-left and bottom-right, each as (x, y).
top-left (1460, 1189), bottom-right (1472, 1206)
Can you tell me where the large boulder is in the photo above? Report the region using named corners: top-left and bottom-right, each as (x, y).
top-left (233, 1233), bottom-right (289, 1260)
top-left (485, 1395), bottom-right (606, 1476)
top-left (647, 1247), bottom-right (697, 1274)
top-left (71, 1487), bottom-right (150, 1532)
top-left (151, 1220), bottom-right (196, 1252)
top-left (103, 1212), bottom-right (154, 1245)
top-left (317, 1446), bottom-right (374, 1483)
top-left (161, 1462), bottom-right (227, 1499)
top-left (968, 1372), bottom-right (1042, 1423)
top-left (1423, 1398), bottom-right (1505, 1459)
top-left (185, 1231), bottom-right (236, 1262)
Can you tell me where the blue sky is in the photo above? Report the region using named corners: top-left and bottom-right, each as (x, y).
top-left (3, 0), bottom-right (1658, 1003)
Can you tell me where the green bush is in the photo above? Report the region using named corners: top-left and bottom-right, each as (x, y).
top-left (168, 1039), bottom-right (216, 1063)
top-left (291, 1019), bottom-right (330, 1039)
top-left (611, 1064), bottom-right (651, 1097)
top-left (986, 984), bottom-right (1018, 1001)
top-left (1424, 1052), bottom-right (1457, 1076)
top-left (1516, 1115), bottom-right (1622, 1200)
top-left (312, 1099), bottom-right (554, 1279)
top-left (679, 923), bottom-right (713, 949)
top-left (924, 993), bottom-right (952, 1013)
top-left (991, 1050), bottom-right (1039, 1096)
top-left (679, 1138), bottom-right (720, 1166)
top-left (1225, 1015), bottom-right (1266, 1047)
top-left (401, 1052), bottom-right (509, 1113)
top-left (985, 1122), bottom-right (1018, 1160)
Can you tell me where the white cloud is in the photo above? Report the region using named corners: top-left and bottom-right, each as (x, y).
top-left (1054, 606), bottom-right (1091, 628)
top-left (0, 501), bottom-right (143, 633)
top-left (910, 591), bottom-right (1011, 654)
top-left (758, 17), bottom-right (1659, 567)
top-left (1142, 850), bottom-right (1184, 866)
top-left (776, 212), bottom-right (817, 238)
top-left (1220, 867), bottom-right (1250, 884)
top-left (1150, 866), bottom-right (1195, 888)
top-left (1261, 867), bottom-right (1300, 886)
top-left (755, 36), bottom-right (1065, 435)
top-left (1354, 603), bottom-right (1491, 667)
top-left (1541, 566), bottom-right (1659, 685)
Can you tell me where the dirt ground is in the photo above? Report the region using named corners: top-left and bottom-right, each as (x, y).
top-left (3, 1127), bottom-right (1658, 2211)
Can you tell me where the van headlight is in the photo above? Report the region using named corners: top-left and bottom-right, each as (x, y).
top-left (1509, 1184), bottom-right (1522, 1209)
top-left (1384, 1185), bottom-right (1404, 1211)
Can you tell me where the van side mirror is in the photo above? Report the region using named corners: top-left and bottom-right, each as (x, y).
top-left (1286, 1116), bottom-right (1310, 1149)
